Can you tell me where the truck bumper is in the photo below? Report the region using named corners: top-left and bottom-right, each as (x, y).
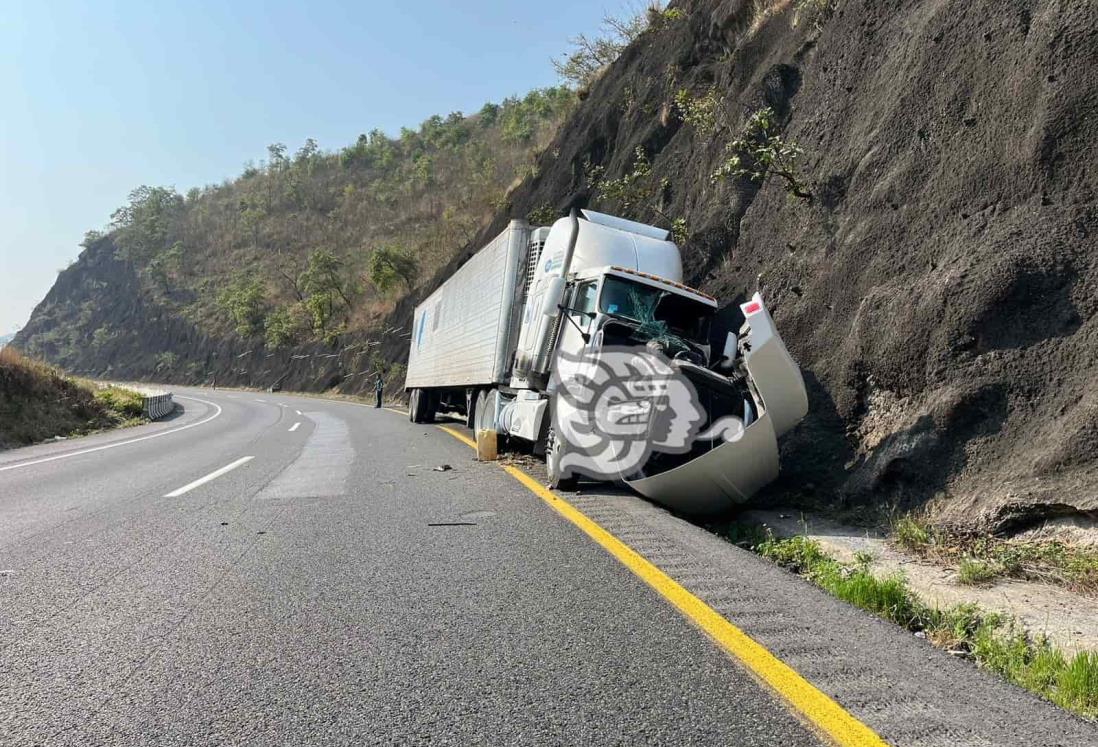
top-left (623, 411), bottom-right (779, 514)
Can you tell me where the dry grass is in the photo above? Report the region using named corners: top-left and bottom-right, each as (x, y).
top-left (0, 348), bottom-right (146, 448)
top-left (748, 0), bottom-right (792, 34)
top-left (890, 513), bottom-right (1098, 596)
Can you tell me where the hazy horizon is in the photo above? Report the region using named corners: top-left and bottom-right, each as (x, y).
top-left (0, 0), bottom-right (623, 334)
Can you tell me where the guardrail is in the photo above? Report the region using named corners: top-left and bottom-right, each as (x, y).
top-left (142, 392), bottom-right (175, 420)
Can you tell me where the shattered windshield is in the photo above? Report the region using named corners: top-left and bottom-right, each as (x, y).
top-left (598, 275), bottom-right (712, 344)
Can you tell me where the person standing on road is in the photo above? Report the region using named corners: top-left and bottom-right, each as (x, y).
top-left (374, 375), bottom-right (384, 408)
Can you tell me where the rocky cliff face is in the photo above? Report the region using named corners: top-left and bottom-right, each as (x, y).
top-left (18, 0), bottom-right (1098, 531)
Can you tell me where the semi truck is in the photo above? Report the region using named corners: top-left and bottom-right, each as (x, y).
top-left (405, 209), bottom-right (808, 514)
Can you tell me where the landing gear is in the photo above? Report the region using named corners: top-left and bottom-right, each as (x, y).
top-left (474, 389), bottom-right (495, 433)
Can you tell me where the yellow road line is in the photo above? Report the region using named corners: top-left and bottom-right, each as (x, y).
top-left (436, 424), bottom-right (888, 747)
top-left (438, 425), bottom-right (477, 449)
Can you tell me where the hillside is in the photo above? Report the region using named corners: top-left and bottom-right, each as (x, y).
top-left (16, 88), bottom-right (573, 388)
top-left (16, 0), bottom-right (1098, 532)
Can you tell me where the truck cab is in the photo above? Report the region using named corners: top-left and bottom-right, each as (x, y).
top-left (407, 209), bottom-right (808, 514)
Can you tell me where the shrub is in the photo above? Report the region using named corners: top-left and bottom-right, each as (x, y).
top-left (264, 305), bottom-right (310, 349)
top-left (712, 107), bottom-right (812, 202)
top-left (958, 558), bottom-right (1000, 586)
top-left (891, 514), bottom-right (932, 550)
top-left (94, 387), bottom-right (145, 419)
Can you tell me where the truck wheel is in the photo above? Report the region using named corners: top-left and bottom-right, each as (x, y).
top-left (410, 388), bottom-right (431, 424)
top-left (545, 422), bottom-right (577, 491)
top-left (474, 389), bottom-right (491, 433)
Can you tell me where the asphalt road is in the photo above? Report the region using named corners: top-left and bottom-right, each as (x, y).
top-left (0, 389), bottom-right (821, 746)
top-left (0, 388), bottom-right (1095, 746)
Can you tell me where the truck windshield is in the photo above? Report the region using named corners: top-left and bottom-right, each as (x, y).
top-left (598, 276), bottom-right (711, 343)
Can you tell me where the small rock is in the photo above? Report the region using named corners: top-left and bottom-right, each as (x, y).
top-left (433, 464), bottom-right (453, 472)
top-left (914, 630), bottom-right (927, 639)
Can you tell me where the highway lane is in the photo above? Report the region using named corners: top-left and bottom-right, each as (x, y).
top-left (0, 388), bottom-right (825, 745)
top-left (2, 387), bottom-right (1095, 746)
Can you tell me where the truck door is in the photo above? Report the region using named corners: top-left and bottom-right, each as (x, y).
top-left (557, 281), bottom-right (598, 358)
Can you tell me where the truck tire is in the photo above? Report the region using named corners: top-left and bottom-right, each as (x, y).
top-left (474, 389), bottom-right (492, 433)
top-left (545, 421), bottom-right (578, 491)
top-left (409, 388), bottom-right (433, 424)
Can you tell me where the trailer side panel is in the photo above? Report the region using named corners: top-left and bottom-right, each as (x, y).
top-left (406, 221), bottom-right (529, 390)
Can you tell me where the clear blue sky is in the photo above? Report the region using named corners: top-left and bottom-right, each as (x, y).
top-left (0, 0), bottom-right (627, 334)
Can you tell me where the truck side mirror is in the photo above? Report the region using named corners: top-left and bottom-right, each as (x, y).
top-left (542, 276), bottom-right (566, 317)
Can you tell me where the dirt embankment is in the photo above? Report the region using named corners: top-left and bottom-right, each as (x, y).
top-left (384, 0), bottom-right (1098, 533)
top-left (0, 348), bottom-right (145, 449)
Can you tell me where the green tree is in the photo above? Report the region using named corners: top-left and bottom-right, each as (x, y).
top-left (368, 246), bottom-right (418, 294)
top-left (110, 186), bottom-right (184, 260)
top-left (217, 278), bottom-right (267, 337)
top-left (478, 102), bottom-right (500, 127)
top-left (264, 304), bottom-right (310, 349)
top-left (148, 241), bottom-right (184, 289)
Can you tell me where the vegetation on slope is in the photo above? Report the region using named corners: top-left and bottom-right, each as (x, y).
top-left (20, 87), bottom-right (574, 364)
top-left (0, 348), bottom-right (147, 448)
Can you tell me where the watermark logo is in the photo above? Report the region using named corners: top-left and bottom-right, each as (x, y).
top-left (549, 346), bottom-right (748, 481)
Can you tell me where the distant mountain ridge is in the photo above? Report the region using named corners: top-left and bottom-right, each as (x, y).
top-left (14, 87), bottom-right (574, 390)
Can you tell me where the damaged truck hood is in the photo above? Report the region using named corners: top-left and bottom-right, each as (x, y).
top-left (625, 293), bottom-right (809, 515)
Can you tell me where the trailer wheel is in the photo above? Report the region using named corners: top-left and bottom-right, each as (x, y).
top-left (409, 388), bottom-right (432, 424)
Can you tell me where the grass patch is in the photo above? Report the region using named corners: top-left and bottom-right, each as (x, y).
top-left (889, 513), bottom-right (1098, 595)
top-left (737, 528), bottom-right (1098, 720)
top-left (93, 385), bottom-right (147, 422)
top-left (891, 514), bottom-right (932, 551)
top-left (957, 557), bottom-right (1000, 586)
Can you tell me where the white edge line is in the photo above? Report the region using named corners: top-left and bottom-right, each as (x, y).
top-left (288, 422), bottom-right (301, 432)
top-left (295, 410), bottom-right (302, 416)
top-left (0, 395), bottom-right (224, 473)
top-left (164, 456), bottom-right (254, 498)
